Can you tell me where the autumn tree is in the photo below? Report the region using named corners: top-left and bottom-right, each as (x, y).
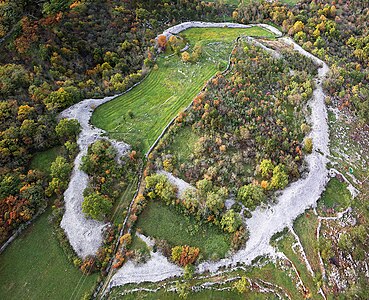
top-left (181, 51), bottom-right (190, 62)
top-left (157, 35), bottom-right (167, 50)
top-left (233, 276), bottom-right (250, 294)
top-left (304, 137), bottom-right (313, 153)
top-left (259, 159), bottom-right (274, 178)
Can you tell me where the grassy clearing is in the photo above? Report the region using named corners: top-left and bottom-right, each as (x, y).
top-left (166, 125), bottom-right (199, 164)
top-left (293, 211), bottom-right (321, 274)
top-left (135, 201), bottom-right (231, 260)
top-left (318, 178), bottom-right (351, 211)
top-left (0, 209), bottom-right (98, 300)
top-left (92, 26), bottom-right (273, 153)
top-left (129, 233), bottom-right (150, 252)
top-left (29, 146), bottom-right (63, 175)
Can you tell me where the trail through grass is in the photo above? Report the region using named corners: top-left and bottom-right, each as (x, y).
top-left (92, 26), bottom-right (273, 153)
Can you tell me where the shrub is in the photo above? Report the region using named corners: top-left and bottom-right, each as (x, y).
top-left (304, 137), bottom-right (313, 153)
top-left (82, 191), bottom-right (112, 220)
top-left (237, 184), bottom-right (265, 210)
top-left (220, 209), bottom-right (242, 233)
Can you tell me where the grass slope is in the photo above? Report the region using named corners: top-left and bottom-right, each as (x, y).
top-left (30, 146), bottom-right (63, 175)
top-left (92, 26), bottom-right (273, 153)
top-left (318, 178), bottom-right (351, 211)
top-left (136, 201), bottom-right (230, 260)
top-left (0, 209), bottom-right (98, 300)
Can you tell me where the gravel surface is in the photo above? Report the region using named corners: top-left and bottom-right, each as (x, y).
top-left (110, 29), bottom-right (331, 285)
top-left (59, 96), bottom-right (130, 258)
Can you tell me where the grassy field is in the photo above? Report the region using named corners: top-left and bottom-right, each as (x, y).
top-left (166, 125), bottom-right (199, 164)
top-left (135, 201), bottom-right (231, 260)
top-left (317, 178), bottom-right (351, 212)
top-left (293, 211), bottom-right (321, 275)
top-left (0, 209), bottom-right (98, 300)
top-left (92, 26), bottom-right (273, 153)
top-left (30, 146), bottom-right (62, 175)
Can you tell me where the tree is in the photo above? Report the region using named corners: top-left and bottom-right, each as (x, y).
top-left (181, 51), bottom-right (190, 62)
top-left (44, 86), bottom-right (81, 110)
top-left (233, 276), bottom-right (250, 294)
top-left (237, 184), bottom-right (265, 210)
top-left (50, 156), bottom-right (72, 180)
top-left (304, 137), bottom-right (313, 153)
top-left (196, 178), bottom-right (213, 198)
top-left (157, 35), bottom-right (167, 50)
top-left (145, 174), bottom-right (177, 205)
top-left (270, 165), bottom-right (289, 190)
top-left (46, 156), bottom-right (72, 196)
top-left (221, 209), bottom-right (242, 233)
top-left (0, 64), bottom-right (29, 97)
top-left (82, 191), bottom-right (112, 220)
top-left (205, 191), bottom-right (224, 215)
top-left (259, 159), bottom-right (274, 178)
top-left (43, 0), bottom-right (71, 15)
top-left (55, 118), bottom-right (81, 141)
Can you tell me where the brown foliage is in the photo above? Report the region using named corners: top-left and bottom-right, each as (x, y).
top-left (157, 35), bottom-right (167, 49)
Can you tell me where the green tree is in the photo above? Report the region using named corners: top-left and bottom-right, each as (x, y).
top-left (50, 156), bottom-right (72, 180)
top-left (0, 64), bottom-right (29, 97)
top-left (43, 0), bottom-right (72, 15)
top-left (259, 159), bottom-right (274, 178)
top-left (205, 191), bottom-right (224, 215)
top-left (270, 165), bottom-right (289, 190)
top-left (237, 184), bottom-right (265, 210)
top-left (55, 118), bottom-right (81, 141)
top-left (196, 178), bottom-right (213, 198)
top-left (82, 192), bottom-right (112, 220)
top-left (233, 276), bottom-right (250, 294)
top-left (221, 209), bottom-right (242, 233)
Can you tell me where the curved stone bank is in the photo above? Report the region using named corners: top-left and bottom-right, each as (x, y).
top-left (59, 22), bottom-right (281, 258)
top-left (109, 29), bottom-right (331, 288)
top-left (60, 96), bottom-right (130, 258)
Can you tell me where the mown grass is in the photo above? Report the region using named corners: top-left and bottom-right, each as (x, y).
top-left (318, 178), bottom-right (351, 211)
top-left (92, 26), bottom-right (273, 153)
top-left (29, 146), bottom-right (63, 176)
top-left (135, 201), bottom-right (231, 260)
top-left (0, 209), bottom-right (98, 300)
